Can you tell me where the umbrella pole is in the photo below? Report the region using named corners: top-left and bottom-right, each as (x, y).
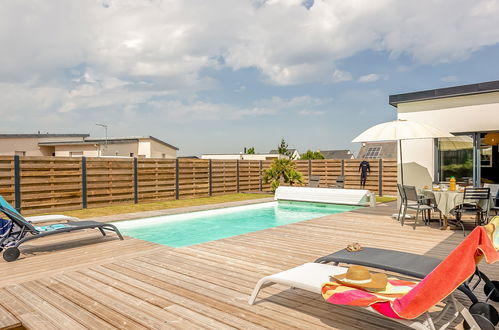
top-left (399, 139), bottom-right (404, 186)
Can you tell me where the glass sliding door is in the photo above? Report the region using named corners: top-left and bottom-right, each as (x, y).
top-left (436, 134), bottom-right (474, 184)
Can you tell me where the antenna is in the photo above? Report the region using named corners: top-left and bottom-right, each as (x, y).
top-left (95, 123), bottom-right (108, 153)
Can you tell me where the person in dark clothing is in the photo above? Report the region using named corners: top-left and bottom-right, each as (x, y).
top-left (359, 160), bottom-right (370, 188)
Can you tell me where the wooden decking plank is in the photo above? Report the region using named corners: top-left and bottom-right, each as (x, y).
top-left (0, 302), bottom-right (22, 330)
top-left (36, 277), bottom-right (146, 329)
top-left (0, 289), bottom-right (57, 330)
top-left (3, 285), bottom-right (86, 330)
top-left (91, 264), bottom-right (266, 330)
top-left (103, 262), bottom-right (297, 330)
top-left (23, 281), bottom-right (116, 330)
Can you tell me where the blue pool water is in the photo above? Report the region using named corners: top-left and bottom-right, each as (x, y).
top-left (115, 201), bottom-right (359, 247)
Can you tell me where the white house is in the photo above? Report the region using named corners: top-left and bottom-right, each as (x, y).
top-left (389, 80), bottom-right (499, 188)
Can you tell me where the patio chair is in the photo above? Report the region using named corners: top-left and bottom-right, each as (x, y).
top-left (453, 187), bottom-right (491, 234)
top-left (0, 196), bottom-right (123, 262)
top-left (396, 183), bottom-right (406, 222)
top-left (308, 175), bottom-right (320, 188)
top-left (484, 184), bottom-right (499, 216)
top-left (249, 223), bottom-right (499, 329)
top-left (401, 185), bottom-right (441, 228)
top-left (334, 175), bottom-right (345, 188)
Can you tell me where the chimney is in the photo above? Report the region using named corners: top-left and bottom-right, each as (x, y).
top-left (244, 147), bottom-right (247, 153)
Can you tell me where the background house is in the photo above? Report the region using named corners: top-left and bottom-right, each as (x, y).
top-left (268, 149), bottom-right (300, 160)
top-left (356, 142), bottom-right (397, 159)
top-left (389, 79), bottom-right (499, 187)
top-left (0, 134), bottom-right (178, 158)
top-left (319, 149), bottom-right (355, 159)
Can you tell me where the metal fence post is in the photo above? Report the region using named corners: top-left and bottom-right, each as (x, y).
top-left (209, 159), bottom-right (212, 196)
top-left (175, 158), bottom-right (180, 200)
top-left (14, 155), bottom-right (21, 212)
top-left (308, 159), bottom-right (312, 183)
top-left (236, 160), bottom-right (240, 193)
top-left (81, 157), bottom-right (87, 208)
top-left (259, 160), bottom-right (263, 192)
top-left (133, 157), bottom-right (138, 204)
top-left (378, 159), bottom-right (383, 196)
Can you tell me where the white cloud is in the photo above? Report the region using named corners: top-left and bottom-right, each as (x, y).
top-left (358, 73), bottom-right (380, 83)
top-left (299, 109), bottom-right (326, 116)
top-left (331, 69), bottom-right (353, 82)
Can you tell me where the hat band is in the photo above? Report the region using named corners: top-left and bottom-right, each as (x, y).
top-left (341, 278), bottom-right (372, 284)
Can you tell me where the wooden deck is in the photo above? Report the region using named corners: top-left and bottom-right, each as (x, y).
top-left (0, 202), bottom-right (497, 329)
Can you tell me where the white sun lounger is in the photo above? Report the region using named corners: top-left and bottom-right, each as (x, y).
top-left (249, 263), bottom-right (480, 330)
top-left (275, 186), bottom-right (375, 206)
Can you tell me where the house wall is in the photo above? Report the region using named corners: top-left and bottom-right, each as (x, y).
top-left (395, 91), bottom-right (499, 187)
top-left (100, 142), bottom-right (138, 157)
top-left (138, 140), bottom-right (151, 158)
top-left (54, 144), bottom-right (100, 157)
top-left (201, 154), bottom-right (280, 160)
top-left (149, 140), bottom-right (177, 158)
top-left (0, 136), bottom-right (84, 156)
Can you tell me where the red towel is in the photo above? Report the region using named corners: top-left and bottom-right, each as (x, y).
top-left (324, 220), bottom-right (499, 319)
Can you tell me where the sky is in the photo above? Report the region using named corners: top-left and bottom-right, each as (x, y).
top-left (1, 0), bottom-right (499, 156)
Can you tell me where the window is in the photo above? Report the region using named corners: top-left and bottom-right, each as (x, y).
top-left (162, 153), bottom-right (166, 158)
top-left (70, 151), bottom-right (83, 157)
top-left (437, 135), bottom-right (473, 182)
top-left (129, 153), bottom-right (134, 157)
top-left (14, 151), bottom-right (26, 156)
top-left (364, 146), bottom-right (382, 159)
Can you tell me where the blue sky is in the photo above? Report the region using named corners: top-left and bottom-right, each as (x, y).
top-left (1, 0), bottom-right (499, 156)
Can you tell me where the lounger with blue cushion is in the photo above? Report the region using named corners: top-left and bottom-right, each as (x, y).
top-left (0, 196), bottom-right (123, 262)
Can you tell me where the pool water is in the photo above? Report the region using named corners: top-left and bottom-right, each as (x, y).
top-left (115, 201), bottom-right (359, 247)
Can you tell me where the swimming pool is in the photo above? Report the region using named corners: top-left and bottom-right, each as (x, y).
top-left (115, 201), bottom-right (359, 247)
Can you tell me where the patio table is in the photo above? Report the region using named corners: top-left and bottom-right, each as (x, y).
top-left (421, 190), bottom-right (492, 229)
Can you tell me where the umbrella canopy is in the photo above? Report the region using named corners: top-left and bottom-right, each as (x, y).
top-left (438, 136), bottom-right (473, 151)
top-left (352, 119), bottom-right (454, 142)
top-left (352, 119), bottom-right (454, 186)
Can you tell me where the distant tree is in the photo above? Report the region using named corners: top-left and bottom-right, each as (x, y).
top-left (300, 150), bottom-right (325, 160)
top-left (263, 158), bottom-right (304, 192)
top-left (277, 138), bottom-right (292, 157)
top-left (247, 147), bottom-right (255, 154)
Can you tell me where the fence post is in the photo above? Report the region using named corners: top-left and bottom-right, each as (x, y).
top-left (341, 159), bottom-right (345, 177)
top-left (259, 161), bottom-right (263, 192)
top-left (209, 159), bottom-right (212, 196)
top-left (133, 158), bottom-right (138, 204)
top-left (236, 160), bottom-right (240, 193)
top-left (175, 158), bottom-right (180, 200)
top-left (378, 159), bottom-right (383, 196)
top-left (14, 155), bottom-right (21, 212)
top-left (81, 157), bottom-right (87, 209)
top-left (308, 159), bottom-right (312, 183)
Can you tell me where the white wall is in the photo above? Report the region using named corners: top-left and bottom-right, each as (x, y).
top-left (201, 154), bottom-right (280, 160)
top-left (137, 140), bottom-right (151, 158)
top-left (396, 91), bottom-right (499, 186)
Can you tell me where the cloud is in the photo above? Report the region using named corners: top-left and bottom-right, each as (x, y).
top-left (358, 73), bottom-right (380, 83)
top-left (331, 69), bottom-right (353, 82)
top-left (298, 109), bottom-right (326, 115)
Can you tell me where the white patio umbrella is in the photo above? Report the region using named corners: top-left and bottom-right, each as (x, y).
top-left (438, 136), bottom-right (473, 151)
top-left (352, 119), bottom-right (454, 185)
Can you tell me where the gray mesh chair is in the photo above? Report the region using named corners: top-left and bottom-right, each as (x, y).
top-left (308, 175), bottom-right (320, 188)
top-left (401, 185), bottom-right (440, 229)
top-left (484, 184), bottom-right (499, 216)
top-left (396, 183), bottom-right (406, 222)
top-left (454, 187), bottom-right (491, 234)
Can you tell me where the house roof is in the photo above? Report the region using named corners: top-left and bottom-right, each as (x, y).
top-left (356, 142), bottom-right (397, 159)
top-left (269, 149), bottom-right (298, 154)
top-left (85, 136), bottom-right (178, 150)
top-left (319, 149), bottom-right (353, 159)
top-left (0, 133), bottom-right (89, 138)
top-left (389, 80), bottom-right (499, 106)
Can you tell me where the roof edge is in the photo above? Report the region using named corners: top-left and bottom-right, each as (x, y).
top-left (389, 80), bottom-right (499, 107)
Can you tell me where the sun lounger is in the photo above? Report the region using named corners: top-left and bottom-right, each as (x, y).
top-left (0, 196), bottom-right (123, 262)
top-left (248, 262), bottom-right (480, 329)
top-left (314, 247), bottom-right (499, 304)
top-left (250, 223), bottom-right (499, 329)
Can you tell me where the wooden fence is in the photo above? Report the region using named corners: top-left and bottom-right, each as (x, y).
top-left (0, 156), bottom-right (397, 215)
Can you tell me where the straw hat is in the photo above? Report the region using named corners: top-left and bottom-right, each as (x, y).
top-left (333, 265), bottom-right (388, 290)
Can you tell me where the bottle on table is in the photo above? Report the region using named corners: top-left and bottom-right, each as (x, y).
top-left (449, 176), bottom-right (457, 192)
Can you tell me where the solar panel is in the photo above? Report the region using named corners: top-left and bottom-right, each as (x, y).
top-left (364, 146), bottom-right (382, 159)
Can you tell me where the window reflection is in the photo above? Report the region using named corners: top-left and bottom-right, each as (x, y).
top-left (438, 136), bottom-right (473, 183)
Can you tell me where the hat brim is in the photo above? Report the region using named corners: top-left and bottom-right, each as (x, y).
top-left (333, 272), bottom-right (388, 290)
